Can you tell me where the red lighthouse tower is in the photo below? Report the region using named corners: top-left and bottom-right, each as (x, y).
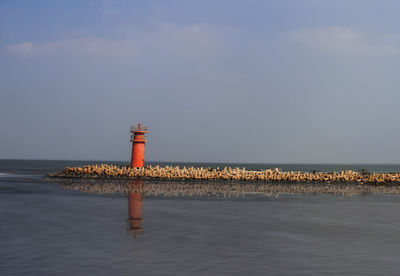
top-left (130, 123), bottom-right (148, 168)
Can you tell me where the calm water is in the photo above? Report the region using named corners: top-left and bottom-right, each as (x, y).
top-left (2, 160), bottom-right (400, 275)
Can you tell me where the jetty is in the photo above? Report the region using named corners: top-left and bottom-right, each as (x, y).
top-left (48, 164), bottom-right (400, 185)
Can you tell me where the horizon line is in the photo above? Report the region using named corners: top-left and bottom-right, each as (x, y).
top-left (1, 158), bottom-right (400, 165)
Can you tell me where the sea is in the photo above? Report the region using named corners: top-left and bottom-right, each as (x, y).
top-left (2, 160), bottom-right (400, 275)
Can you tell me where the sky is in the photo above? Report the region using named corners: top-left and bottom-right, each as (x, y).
top-left (1, 0), bottom-right (400, 163)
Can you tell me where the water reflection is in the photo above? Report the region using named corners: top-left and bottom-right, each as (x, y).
top-left (127, 180), bottom-right (144, 239)
top-left (47, 177), bottom-right (400, 241)
top-left (50, 177), bottom-right (400, 198)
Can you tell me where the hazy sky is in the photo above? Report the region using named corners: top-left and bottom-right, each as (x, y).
top-left (1, 0), bottom-right (400, 163)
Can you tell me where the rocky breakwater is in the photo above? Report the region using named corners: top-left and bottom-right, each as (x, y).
top-left (48, 164), bottom-right (400, 185)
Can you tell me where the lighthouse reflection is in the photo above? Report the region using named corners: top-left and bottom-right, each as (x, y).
top-left (127, 179), bottom-right (144, 239)
top-left (55, 177), bottom-right (283, 240)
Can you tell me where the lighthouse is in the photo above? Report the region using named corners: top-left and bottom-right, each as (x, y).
top-left (130, 123), bottom-right (148, 168)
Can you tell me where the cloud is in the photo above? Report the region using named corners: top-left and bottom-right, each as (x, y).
top-left (288, 26), bottom-right (400, 56)
top-left (3, 37), bottom-right (139, 58)
top-left (4, 41), bottom-right (35, 55)
top-left (3, 23), bottom-right (225, 60)
top-left (140, 23), bottom-right (225, 58)
top-left (100, 0), bottom-right (127, 17)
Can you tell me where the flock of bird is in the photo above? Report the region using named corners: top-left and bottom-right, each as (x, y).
top-left (48, 164), bottom-right (400, 185)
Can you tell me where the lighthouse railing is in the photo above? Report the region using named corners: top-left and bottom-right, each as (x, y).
top-left (131, 134), bottom-right (147, 141)
top-left (131, 125), bottom-right (148, 132)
